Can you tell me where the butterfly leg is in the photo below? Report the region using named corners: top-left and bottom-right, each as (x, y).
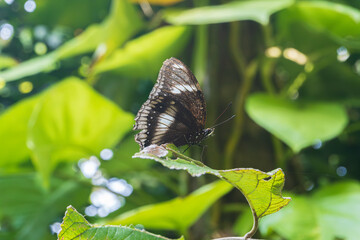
top-left (181, 135), bottom-right (192, 153)
top-left (182, 145), bottom-right (191, 153)
top-left (196, 144), bottom-right (207, 162)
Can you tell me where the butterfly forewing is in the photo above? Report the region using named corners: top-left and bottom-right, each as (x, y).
top-left (134, 58), bottom-right (208, 149)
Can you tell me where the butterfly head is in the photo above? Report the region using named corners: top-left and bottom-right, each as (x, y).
top-left (202, 128), bottom-right (215, 142)
top-left (203, 127), bottom-right (215, 139)
top-left (187, 127), bottom-right (215, 146)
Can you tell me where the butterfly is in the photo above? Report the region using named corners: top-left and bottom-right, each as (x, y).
top-left (133, 57), bottom-right (214, 150)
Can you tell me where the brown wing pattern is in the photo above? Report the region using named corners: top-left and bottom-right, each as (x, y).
top-left (161, 58), bottom-right (206, 127)
top-left (133, 58), bottom-right (207, 149)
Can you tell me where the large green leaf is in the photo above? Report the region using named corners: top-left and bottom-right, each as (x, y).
top-left (260, 181), bottom-right (360, 240)
top-left (56, 0), bottom-right (143, 59)
top-left (245, 93), bottom-right (348, 152)
top-left (0, 173), bottom-right (91, 240)
top-left (93, 25), bottom-right (191, 80)
top-left (0, 96), bottom-right (39, 167)
top-left (0, 0), bottom-right (143, 82)
top-left (277, 1), bottom-right (360, 49)
top-left (133, 144), bottom-right (290, 236)
top-left (107, 180), bottom-right (233, 233)
top-left (27, 78), bottom-right (133, 185)
top-left (164, 0), bottom-right (294, 25)
top-left (58, 206), bottom-right (183, 240)
top-left (220, 168), bottom-right (288, 218)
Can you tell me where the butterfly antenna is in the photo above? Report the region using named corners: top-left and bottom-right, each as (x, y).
top-left (213, 102), bottom-right (233, 125)
top-left (210, 114), bottom-right (235, 128)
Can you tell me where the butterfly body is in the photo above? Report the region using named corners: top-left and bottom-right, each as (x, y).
top-left (134, 57), bottom-right (213, 149)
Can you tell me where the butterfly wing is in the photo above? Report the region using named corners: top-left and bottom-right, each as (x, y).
top-left (134, 58), bottom-right (207, 149)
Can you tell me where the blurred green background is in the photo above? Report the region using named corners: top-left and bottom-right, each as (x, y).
top-left (1, 0), bottom-right (360, 239)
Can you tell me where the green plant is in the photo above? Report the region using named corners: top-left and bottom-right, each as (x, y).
top-left (1, 0), bottom-right (359, 239)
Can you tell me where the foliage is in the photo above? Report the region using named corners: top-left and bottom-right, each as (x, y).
top-left (107, 180), bottom-right (233, 234)
top-left (164, 0), bottom-right (294, 25)
top-left (1, 0), bottom-right (360, 239)
top-left (260, 181), bottom-right (360, 240)
top-left (0, 174), bottom-right (92, 240)
top-left (245, 93), bottom-right (348, 152)
top-left (59, 206), bottom-right (183, 240)
top-left (132, 144), bottom-right (290, 237)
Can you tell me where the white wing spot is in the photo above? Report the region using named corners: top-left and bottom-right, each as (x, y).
top-left (158, 113), bottom-right (175, 127)
top-left (170, 84), bottom-right (194, 94)
top-left (173, 63), bottom-right (186, 70)
top-left (171, 88), bottom-right (181, 94)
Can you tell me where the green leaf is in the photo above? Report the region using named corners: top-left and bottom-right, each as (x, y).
top-left (0, 0), bottom-right (143, 82)
top-left (93, 25), bottom-right (192, 80)
top-left (27, 78), bottom-right (133, 186)
top-left (58, 206), bottom-right (182, 240)
top-left (56, 0), bottom-right (143, 59)
top-left (245, 93), bottom-right (348, 152)
top-left (106, 180), bottom-right (233, 233)
top-left (277, 1), bottom-right (360, 49)
top-left (134, 145), bottom-right (290, 224)
top-left (0, 95), bottom-right (39, 167)
top-left (0, 173), bottom-right (91, 240)
top-left (220, 168), bottom-right (289, 218)
top-left (259, 181), bottom-right (360, 240)
top-left (0, 53), bottom-right (58, 83)
top-left (164, 0), bottom-right (294, 25)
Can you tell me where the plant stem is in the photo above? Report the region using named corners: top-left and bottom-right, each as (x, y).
top-left (272, 135), bottom-right (286, 169)
top-left (260, 58), bottom-right (276, 95)
top-left (260, 24), bottom-right (289, 170)
top-left (229, 22), bottom-right (246, 78)
top-left (224, 57), bottom-right (258, 169)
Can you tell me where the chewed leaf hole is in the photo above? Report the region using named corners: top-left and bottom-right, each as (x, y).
top-left (263, 176), bottom-right (272, 181)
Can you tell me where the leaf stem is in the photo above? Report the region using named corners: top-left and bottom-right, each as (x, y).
top-left (243, 209), bottom-right (259, 239)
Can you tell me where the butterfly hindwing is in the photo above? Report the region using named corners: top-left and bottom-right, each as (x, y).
top-left (134, 58), bottom-right (210, 149)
